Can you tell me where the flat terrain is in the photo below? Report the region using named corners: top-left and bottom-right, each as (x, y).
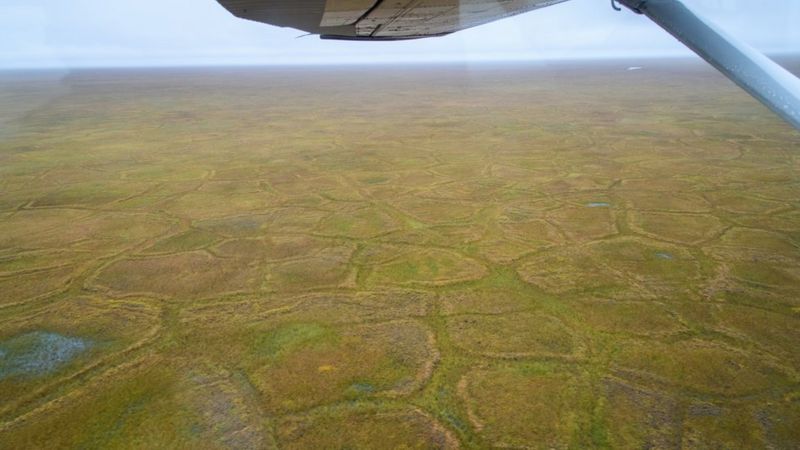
top-left (1, 59), bottom-right (800, 449)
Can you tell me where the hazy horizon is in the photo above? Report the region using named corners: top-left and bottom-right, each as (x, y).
top-left (1, 53), bottom-right (799, 74)
top-left (2, 0), bottom-right (799, 69)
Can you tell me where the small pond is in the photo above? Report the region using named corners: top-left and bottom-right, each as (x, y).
top-left (0, 331), bottom-right (90, 380)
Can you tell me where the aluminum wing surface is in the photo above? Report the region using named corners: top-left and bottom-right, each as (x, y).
top-left (216, 0), bottom-right (569, 40)
top-left (216, 0), bottom-right (800, 131)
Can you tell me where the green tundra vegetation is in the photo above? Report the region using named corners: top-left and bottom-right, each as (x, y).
top-left (1, 60), bottom-right (799, 449)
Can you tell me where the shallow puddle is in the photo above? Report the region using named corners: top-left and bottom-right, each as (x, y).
top-left (349, 382), bottom-right (376, 394)
top-left (586, 202), bottom-right (610, 208)
top-left (0, 331), bottom-right (90, 379)
top-left (655, 252), bottom-right (674, 260)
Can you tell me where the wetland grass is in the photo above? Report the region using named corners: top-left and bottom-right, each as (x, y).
top-left (1, 60), bottom-right (800, 448)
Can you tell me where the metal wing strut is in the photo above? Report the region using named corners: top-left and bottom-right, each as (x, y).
top-left (619, 0), bottom-right (800, 131)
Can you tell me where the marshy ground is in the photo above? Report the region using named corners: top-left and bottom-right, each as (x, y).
top-left (1, 59), bottom-right (800, 449)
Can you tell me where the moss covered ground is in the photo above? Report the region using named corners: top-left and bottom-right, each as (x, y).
top-left (1, 59), bottom-right (800, 448)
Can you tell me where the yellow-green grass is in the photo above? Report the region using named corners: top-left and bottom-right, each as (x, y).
top-left (629, 210), bottom-right (726, 245)
top-left (1, 60), bottom-right (800, 448)
top-left (446, 312), bottom-right (578, 358)
top-left (612, 339), bottom-right (796, 396)
top-left (179, 314), bottom-right (437, 414)
top-left (1, 297), bottom-right (160, 423)
top-left (276, 405), bottom-right (458, 449)
top-left (459, 362), bottom-right (596, 448)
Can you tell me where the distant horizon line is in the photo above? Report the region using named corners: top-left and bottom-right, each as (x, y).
top-left (2, 51), bottom-right (799, 72)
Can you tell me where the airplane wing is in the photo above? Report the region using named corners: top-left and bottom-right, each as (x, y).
top-left (216, 0), bottom-right (800, 131)
top-left (216, 0), bottom-right (570, 40)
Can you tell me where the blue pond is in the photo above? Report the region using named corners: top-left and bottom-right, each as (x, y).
top-left (0, 331), bottom-right (90, 380)
top-left (349, 382), bottom-right (376, 394)
top-left (586, 202), bottom-right (610, 208)
top-left (655, 252), bottom-right (674, 260)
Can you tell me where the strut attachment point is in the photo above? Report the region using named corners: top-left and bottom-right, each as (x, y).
top-left (616, 0), bottom-right (646, 14)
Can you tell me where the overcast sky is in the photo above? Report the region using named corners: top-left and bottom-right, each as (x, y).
top-left (1, 0), bottom-right (798, 68)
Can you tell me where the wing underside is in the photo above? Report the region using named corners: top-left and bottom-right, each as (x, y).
top-left (216, 0), bottom-right (569, 40)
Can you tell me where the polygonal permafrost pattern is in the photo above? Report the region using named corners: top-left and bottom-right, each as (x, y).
top-left (460, 363), bottom-right (593, 448)
top-left (277, 406), bottom-right (459, 449)
top-left (612, 339), bottom-right (795, 396)
top-left (629, 211), bottom-right (726, 245)
top-left (0, 297), bottom-right (161, 421)
top-left (246, 320), bottom-right (438, 413)
top-left (93, 251), bottom-right (264, 299)
top-left (3, 65), bottom-right (800, 448)
top-left (446, 312), bottom-right (577, 358)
